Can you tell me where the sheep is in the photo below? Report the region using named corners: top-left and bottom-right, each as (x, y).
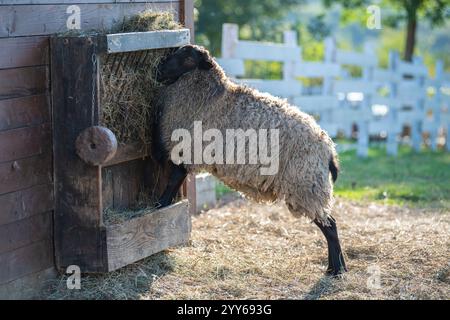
top-left (153, 45), bottom-right (347, 276)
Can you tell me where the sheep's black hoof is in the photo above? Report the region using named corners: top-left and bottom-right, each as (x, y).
top-left (326, 266), bottom-right (347, 277)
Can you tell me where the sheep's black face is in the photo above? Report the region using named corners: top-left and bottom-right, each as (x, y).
top-left (156, 45), bottom-right (213, 85)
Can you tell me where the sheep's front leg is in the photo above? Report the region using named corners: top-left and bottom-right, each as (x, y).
top-left (157, 162), bottom-right (187, 208)
top-left (314, 216), bottom-right (347, 276)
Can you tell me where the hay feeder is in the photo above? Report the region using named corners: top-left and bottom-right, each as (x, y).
top-left (51, 29), bottom-right (191, 273)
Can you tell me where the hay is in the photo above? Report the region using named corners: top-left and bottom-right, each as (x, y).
top-left (100, 11), bottom-right (183, 145)
top-left (41, 197), bottom-right (450, 299)
top-left (98, 12), bottom-right (183, 224)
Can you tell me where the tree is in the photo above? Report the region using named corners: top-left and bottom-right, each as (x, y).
top-left (323, 0), bottom-right (450, 61)
top-left (194, 0), bottom-right (304, 55)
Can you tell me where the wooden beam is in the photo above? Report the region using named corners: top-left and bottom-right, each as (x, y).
top-left (51, 35), bottom-right (107, 272)
top-left (102, 29), bottom-right (190, 54)
top-left (0, 0), bottom-right (172, 4)
top-left (102, 142), bottom-right (149, 167)
top-left (106, 200), bottom-right (190, 271)
top-left (0, 3), bottom-right (180, 37)
top-left (180, 0), bottom-right (194, 42)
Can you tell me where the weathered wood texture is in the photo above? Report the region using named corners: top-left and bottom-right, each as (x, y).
top-left (0, 37), bottom-right (49, 69)
top-left (106, 200), bottom-right (190, 271)
top-left (0, 211), bottom-right (52, 253)
top-left (0, 153), bottom-right (52, 195)
top-left (0, 239), bottom-right (53, 285)
top-left (0, 95), bottom-right (50, 131)
top-left (0, 184), bottom-right (53, 226)
top-left (0, 2), bottom-right (180, 37)
top-left (103, 142), bottom-right (149, 167)
top-left (0, 124), bottom-right (51, 162)
top-left (180, 0), bottom-right (194, 40)
top-left (0, 267), bottom-right (56, 300)
top-left (0, 0), bottom-right (171, 4)
top-left (0, 66), bottom-right (48, 100)
top-left (102, 159), bottom-right (148, 210)
top-left (104, 29), bottom-right (190, 53)
top-left (51, 35), bottom-right (106, 272)
top-left (0, 0), bottom-right (193, 295)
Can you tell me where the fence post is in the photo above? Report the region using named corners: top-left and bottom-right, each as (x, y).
top-left (356, 43), bottom-right (375, 158)
top-left (430, 60), bottom-right (443, 151)
top-left (323, 37), bottom-right (337, 135)
top-left (221, 23), bottom-right (239, 59)
top-left (386, 51), bottom-right (399, 156)
top-left (283, 30), bottom-right (299, 102)
top-left (411, 56), bottom-right (426, 152)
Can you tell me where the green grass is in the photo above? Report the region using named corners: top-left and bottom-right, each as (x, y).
top-left (213, 145), bottom-right (450, 209)
top-left (335, 145), bottom-right (450, 209)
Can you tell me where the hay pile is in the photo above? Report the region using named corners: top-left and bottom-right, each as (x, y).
top-left (99, 12), bottom-right (183, 224)
top-left (100, 11), bottom-right (183, 145)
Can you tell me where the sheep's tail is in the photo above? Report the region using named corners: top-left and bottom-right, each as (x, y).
top-left (329, 156), bottom-right (339, 183)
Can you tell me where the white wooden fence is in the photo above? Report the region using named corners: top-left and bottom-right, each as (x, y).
top-left (217, 23), bottom-right (450, 157)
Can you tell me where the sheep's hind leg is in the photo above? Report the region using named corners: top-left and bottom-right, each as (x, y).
top-left (314, 216), bottom-right (347, 276)
top-left (157, 162), bottom-right (187, 208)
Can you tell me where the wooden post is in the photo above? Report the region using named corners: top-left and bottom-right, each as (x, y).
top-left (51, 35), bottom-right (107, 272)
top-left (411, 56), bottom-right (425, 152)
top-left (323, 37), bottom-right (336, 134)
top-left (387, 51), bottom-right (399, 156)
top-left (430, 60), bottom-right (443, 151)
top-left (180, 0), bottom-right (194, 43)
top-left (283, 30), bottom-right (299, 103)
top-left (356, 43), bottom-right (375, 158)
top-left (221, 24), bottom-right (239, 59)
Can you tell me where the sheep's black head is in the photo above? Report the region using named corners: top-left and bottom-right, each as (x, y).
top-left (156, 45), bottom-right (213, 84)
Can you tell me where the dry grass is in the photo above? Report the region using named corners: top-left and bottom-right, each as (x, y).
top-left (100, 11), bottom-right (182, 145)
top-left (43, 196), bottom-right (449, 300)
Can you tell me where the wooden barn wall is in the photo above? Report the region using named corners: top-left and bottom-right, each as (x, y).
top-left (0, 0), bottom-right (192, 299)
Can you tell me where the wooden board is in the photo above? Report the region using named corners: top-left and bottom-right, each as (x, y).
top-left (103, 142), bottom-right (149, 167)
top-left (0, 238), bottom-right (53, 285)
top-left (0, 95), bottom-right (50, 131)
top-left (106, 200), bottom-right (190, 271)
top-left (0, 66), bottom-right (47, 100)
top-left (103, 29), bottom-right (190, 53)
top-left (0, 2), bottom-right (180, 37)
top-left (0, 37), bottom-right (48, 69)
top-left (0, 153), bottom-right (52, 195)
top-left (51, 35), bottom-right (106, 272)
top-left (0, 267), bottom-right (55, 300)
top-left (102, 159), bottom-right (148, 210)
top-left (0, 184), bottom-right (53, 226)
top-left (0, 211), bottom-right (52, 254)
top-left (0, 123), bottom-right (51, 162)
top-left (0, 0), bottom-right (171, 3)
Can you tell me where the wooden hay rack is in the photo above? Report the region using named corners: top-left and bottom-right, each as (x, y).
top-left (51, 29), bottom-right (191, 273)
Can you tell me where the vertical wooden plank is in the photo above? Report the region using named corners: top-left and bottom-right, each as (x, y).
top-left (180, 0), bottom-right (194, 42)
top-left (51, 35), bottom-right (107, 272)
top-left (387, 51), bottom-right (399, 156)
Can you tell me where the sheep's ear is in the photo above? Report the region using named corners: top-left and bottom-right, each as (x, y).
top-left (198, 52), bottom-right (213, 70)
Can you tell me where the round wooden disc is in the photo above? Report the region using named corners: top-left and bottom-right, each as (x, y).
top-left (75, 126), bottom-right (118, 166)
